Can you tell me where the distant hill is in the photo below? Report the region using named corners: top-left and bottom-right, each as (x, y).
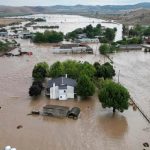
top-left (0, 2), bottom-right (150, 16)
top-left (86, 9), bottom-right (150, 25)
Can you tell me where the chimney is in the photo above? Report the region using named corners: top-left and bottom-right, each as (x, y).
top-left (65, 74), bottom-right (67, 78)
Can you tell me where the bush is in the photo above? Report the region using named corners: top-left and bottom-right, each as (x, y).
top-left (29, 85), bottom-right (42, 96)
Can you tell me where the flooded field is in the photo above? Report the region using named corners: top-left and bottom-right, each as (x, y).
top-left (7, 14), bottom-right (122, 41)
top-left (0, 14), bottom-right (150, 150)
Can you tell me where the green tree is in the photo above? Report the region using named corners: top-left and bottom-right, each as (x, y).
top-left (63, 60), bottom-right (79, 79)
top-left (29, 85), bottom-right (42, 96)
top-left (98, 80), bottom-right (130, 113)
top-left (94, 62), bottom-right (115, 79)
top-left (99, 44), bottom-right (110, 54)
top-left (32, 62), bottom-right (49, 80)
top-left (104, 28), bottom-right (115, 43)
top-left (79, 62), bottom-right (96, 79)
top-left (77, 74), bottom-right (95, 98)
top-left (49, 61), bottom-right (64, 78)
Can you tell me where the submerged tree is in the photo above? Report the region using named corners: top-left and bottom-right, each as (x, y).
top-left (32, 62), bottom-right (49, 80)
top-left (77, 74), bottom-right (95, 98)
top-left (98, 80), bottom-right (130, 113)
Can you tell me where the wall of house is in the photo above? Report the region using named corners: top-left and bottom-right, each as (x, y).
top-left (59, 89), bottom-right (67, 100)
top-left (67, 86), bottom-right (75, 99)
top-left (50, 86), bottom-right (59, 99)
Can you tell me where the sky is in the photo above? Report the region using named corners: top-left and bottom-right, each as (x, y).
top-left (0, 0), bottom-right (150, 6)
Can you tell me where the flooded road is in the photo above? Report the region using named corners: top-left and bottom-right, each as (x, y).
top-left (0, 39), bottom-right (150, 150)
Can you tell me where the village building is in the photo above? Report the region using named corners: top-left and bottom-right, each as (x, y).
top-left (119, 44), bottom-right (142, 51)
top-left (46, 76), bottom-right (77, 100)
top-left (53, 43), bottom-right (93, 54)
top-left (0, 32), bottom-right (8, 37)
top-left (19, 31), bottom-right (32, 39)
top-left (75, 38), bottom-right (99, 43)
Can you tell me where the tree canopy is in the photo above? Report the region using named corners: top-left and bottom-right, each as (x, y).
top-left (77, 74), bottom-right (95, 98)
top-left (32, 30), bottom-right (64, 43)
top-left (94, 62), bottom-right (115, 79)
top-left (32, 62), bottom-right (49, 80)
top-left (49, 61), bottom-right (64, 78)
top-left (98, 80), bottom-right (130, 113)
top-left (49, 60), bottom-right (95, 80)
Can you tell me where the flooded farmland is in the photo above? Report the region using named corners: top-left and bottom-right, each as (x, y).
top-left (0, 15), bottom-right (150, 150)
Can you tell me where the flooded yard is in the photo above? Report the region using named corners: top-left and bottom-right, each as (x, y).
top-left (0, 14), bottom-right (150, 150)
top-left (0, 39), bottom-right (149, 150)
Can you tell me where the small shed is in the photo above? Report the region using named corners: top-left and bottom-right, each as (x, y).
top-left (43, 105), bottom-right (70, 117)
top-left (67, 107), bottom-right (80, 120)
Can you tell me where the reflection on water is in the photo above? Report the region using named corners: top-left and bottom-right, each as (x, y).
top-left (98, 113), bottom-right (128, 138)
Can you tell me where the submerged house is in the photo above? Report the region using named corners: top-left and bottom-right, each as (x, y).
top-left (46, 76), bottom-right (77, 100)
top-left (53, 43), bottom-right (93, 54)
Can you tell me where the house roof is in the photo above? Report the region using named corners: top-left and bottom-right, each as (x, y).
top-left (47, 77), bottom-right (77, 88)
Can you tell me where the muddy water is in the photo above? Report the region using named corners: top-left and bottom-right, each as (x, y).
top-left (0, 39), bottom-right (150, 150)
top-left (111, 51), bottom-right (150, 120)
top-left (7, 14), bottom-right (122, 41)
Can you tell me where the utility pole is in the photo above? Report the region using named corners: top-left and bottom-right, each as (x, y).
top-left (118, 70), bottom-right (120, 83)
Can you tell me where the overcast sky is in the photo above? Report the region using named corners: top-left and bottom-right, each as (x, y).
top-left (0, 0), bottom-right (150, 6)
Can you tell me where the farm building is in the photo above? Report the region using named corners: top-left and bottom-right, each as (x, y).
top-left (119, 44), bottom-right (142, 51)
top-left (0, 32), bottom-right (8, 37)
top-left (43, 105), bottom-right (70, 117)
top-left (46, 76), bottom-right (77, 100)
top-left (19, 31), bottom-right (32, 39)
top-left (53, 43), bottom-right (93, 54)
top-left (75, 38), bottom-right (99, 43)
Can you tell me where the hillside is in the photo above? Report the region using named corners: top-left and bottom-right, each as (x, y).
top-left (87, 9), bottom-right (150, 25)
top-left (0, 2), bottom-right (150, 16)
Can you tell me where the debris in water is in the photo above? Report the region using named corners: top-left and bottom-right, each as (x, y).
top-left (17, 125), bottom-right (23, 129)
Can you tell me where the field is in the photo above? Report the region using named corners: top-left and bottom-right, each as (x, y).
top-left (0, 18), bottom-right (24, 26)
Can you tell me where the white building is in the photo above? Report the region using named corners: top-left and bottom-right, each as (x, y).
top-left (46, 76), bottom-right (77, 100)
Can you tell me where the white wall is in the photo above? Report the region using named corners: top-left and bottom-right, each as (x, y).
top-left (50, 86), bottom-right (75, 100)
top-left (67, 86), bottom-right (74, 99)
top-left (50, 86), bottom-right (59, 99)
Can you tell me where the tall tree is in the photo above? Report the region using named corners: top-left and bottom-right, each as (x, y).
top-left (49, 61), bottom-right (64, 78)
top-left (98, 80), bottom-right (130, 113)
top-left (77, 74), bottom-right (95, 98)
top-left (32, 62), bottom-right (49, 80)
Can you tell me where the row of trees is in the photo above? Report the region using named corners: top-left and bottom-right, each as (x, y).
top-left (32, 60), bottom-right (115, 97)
top-left (32, 30), bottom-right (64, 43)
top-left (65, 24), bottom-right (116, 43)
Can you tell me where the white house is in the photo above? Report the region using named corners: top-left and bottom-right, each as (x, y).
top-left (46, 76), bottom-right (77, 100)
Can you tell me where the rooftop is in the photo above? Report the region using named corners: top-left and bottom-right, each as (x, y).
top-left (47, 77), bottom-right (77, 88)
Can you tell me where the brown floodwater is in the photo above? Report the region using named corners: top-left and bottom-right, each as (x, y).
top-left (0, 39), bottom-right (150, 150)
